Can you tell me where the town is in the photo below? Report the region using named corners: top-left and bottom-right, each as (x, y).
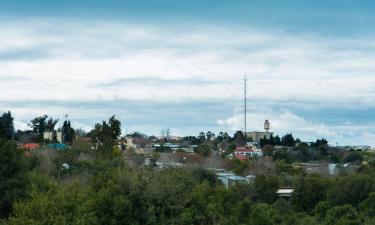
top-left (2, 1), bottom-right (375, 224)
top-left (2, 110), bottom-right (375, 224)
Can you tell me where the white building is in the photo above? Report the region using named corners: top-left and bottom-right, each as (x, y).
top-left (43, 131), bottom-right (63, 143)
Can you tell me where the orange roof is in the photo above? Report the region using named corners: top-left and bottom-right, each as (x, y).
top-left (22, 143), bottom-right (40, 150)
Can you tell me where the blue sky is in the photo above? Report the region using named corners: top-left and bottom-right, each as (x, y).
top-left (1, 0), bottom-right (375, 145)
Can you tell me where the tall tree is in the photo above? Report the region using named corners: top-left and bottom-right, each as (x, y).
top-left (0, 111), bottom-right (14, 140)
top-left (89, 115), bottom-right (122, 158)
top-left (281, 133), bottom-right (295, 147)
top-left (28, 115), bottom-right (48, 142)
top-left (62, 120), bottom-right (75, 144)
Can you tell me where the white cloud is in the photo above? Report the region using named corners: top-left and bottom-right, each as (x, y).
top-left (218, 108), bottom-right (338, 141)
top-left (0, 20), bottom-right (374, 106)
top-left (1, 20), bottom-right (375, 144)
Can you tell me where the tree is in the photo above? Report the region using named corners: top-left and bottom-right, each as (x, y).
top-left (0, 111), bottom-right (14, 140)
top-left (45, 118), bottom-right (59, 132)
top-left (324, 205), bottom-right (363, 225)
top-left (89, 115), bottom-right (122, 159)
top-left (291, 175), bottom-right (332, 212)
top-left (206, 131), bottom-right (215, 141)
top-left (254, 175), bottom-right (280, 204)
top-left (281, 134), bottom-right (295, 147)
top-left (343, 152), bottom-right (363, 164)
top-left (359, 192), bottom-right (375, 217)
top-left (248, 203), bottom-right (275, 225)
top-left (328, 174), bottom-right (375, 207)
top-left (0, 140), bottom-right (29, 218)
top-left (194, 143), bottom-right (212, 157)
top-left (198, 132), bottom-right (206, 144)
top-left (90, 115), bottom-right (121, 145)
top-left (233, 131), bottom-right (245, 147)
top-left (62, 120), bottom-right (76, 144)
top-left (28, 115), bottom-right (48, 142)
top-left (161, 127), bottom-right (171, 142)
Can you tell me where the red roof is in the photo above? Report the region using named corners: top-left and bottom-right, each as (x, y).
top-left (234, 155), bottom-right (248, 160)
top-left (235, 147), bottom-right (253, 152)
top-left (22, 143), bottom-right (40, 150)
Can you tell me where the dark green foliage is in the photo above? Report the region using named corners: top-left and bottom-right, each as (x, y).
top-left (359, 192), bottom-right (375, 217)
top-left (291, 175), bottom-right (332, 212)
top-left (194, 143), bottom-right (212, 157)
top-left (89, 115), bottom-right (122, 159)
top-left (0, 141), bottom-right (29, 218)
top-left (328, 174), bottom-right (375, 206)
top-left (28, 115), bottom-right (58, 142)
top-left (89, 115), bottom-right (121, 145)
top-left (0, 111), bottom-right (14, 140)
top-left (281, 133), bottom-right (295, 147)
top-left (155, 145), bottom-right (172, 152)
top-left (324, 205), bottom-right (364, 225)
top-left (62, 120), bottom-right (75, 144)
top-left (254, 175), bottom-right (280, 204)
top-left (343, 151), bottom-right (363, 163)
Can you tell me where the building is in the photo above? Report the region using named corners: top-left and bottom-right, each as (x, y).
top-left (43, 131), bottom-right (63, 143)
top-left (246, 131), bottom-right (273, 143)
top-left (217, 172), bottom-right (247, 188)
top-left (277, 188), bottom-right (294, 198)
top-left (245, 120), bottom-right (273, 143)
top-left (22, 143), bottom-right (40, 150)
top-left (233, 146), bottom-right (263, 160)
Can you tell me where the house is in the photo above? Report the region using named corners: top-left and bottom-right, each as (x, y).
top-left (216, 172), bottom-right (254, 188)
top-left (43, 131), bottom-right (63, 143)
top-left (125, 136), bottom-right (136, 149)
top-left (277, 188), bottom-right (294, 198)
top-left (22, 143), bottom-right (40, 150)
top-left (233, 147), bottom-right (263, 160)
top-left (47, 143), bottom-right (69, 150)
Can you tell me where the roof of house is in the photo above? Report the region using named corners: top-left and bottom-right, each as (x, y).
top-left (47, 143), bottom-right (69, 150)
top-left (234, 155), bottom-right (248, 160)
top-left (22, 143), bottom-right (40, 150)
top-left (277, 188), bottom-right (294, 194)
top-left (235, 147), bottom-right (253, 152)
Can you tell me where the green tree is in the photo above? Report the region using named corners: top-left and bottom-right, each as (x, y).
top-left (62, 120), bottom-right (76, 144)
top-left (248, 203), bottom-right (275, 225)
top-left (281, 133), bottom-right (295, 147)
top-left (359, 192), bottom-right (375, 217)
top-left (328, 174), bottom-right (375, 207)
top-left (28, 115), bottom-right (59, 142)
top-left (324, 205), bottom-right (363, 225)
top-left (254, 175), bottom-right (280, 204)
top-left (343, 152), bottom-right (363, 164)
top-left (0, 111), bottom-right (14, 140)
top-left (7, 184), bottom-right (98, 225)
top-left (0, 140), bottom-right (29, 218)
top-left (89, 115), bottom-right (122, 159)
top-left (291, 175), bottom-right (332, 212)
top-left (194, 143), bottom-right (212, 157)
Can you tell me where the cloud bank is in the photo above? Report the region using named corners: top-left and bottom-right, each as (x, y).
top-left (0, 20), bottom-right (375, 145)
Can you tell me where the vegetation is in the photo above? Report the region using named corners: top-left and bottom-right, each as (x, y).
top-left (1, 111), bottom-right (375, 224)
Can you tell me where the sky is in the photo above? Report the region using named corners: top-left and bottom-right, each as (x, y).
top-left (1, 0), bottom-right (375, 145)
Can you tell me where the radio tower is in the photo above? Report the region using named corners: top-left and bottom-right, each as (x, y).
top-left (244, 75), bottom-right (247, 141)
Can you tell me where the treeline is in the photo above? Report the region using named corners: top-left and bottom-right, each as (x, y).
top-left (1, 134), bottom-right (375, 224)
top-left (2, 111), bottom-right (375, 224)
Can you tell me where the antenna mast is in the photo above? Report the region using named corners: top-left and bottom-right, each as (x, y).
top-left (244, 75), bottom-right (247, 141)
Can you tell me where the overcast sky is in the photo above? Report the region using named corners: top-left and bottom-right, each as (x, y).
top-left (1, 0), bottom-right (375, 145)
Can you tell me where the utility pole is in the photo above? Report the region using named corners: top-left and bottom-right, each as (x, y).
top-left (244, 75), bottom-right (247, 142)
